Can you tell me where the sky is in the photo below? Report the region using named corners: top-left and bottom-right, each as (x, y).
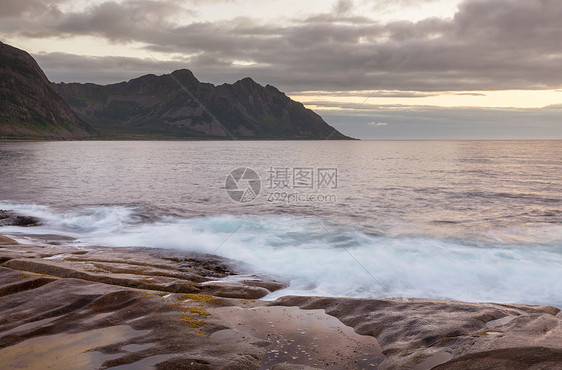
top-left (1, 0), bottom-right (561, 139)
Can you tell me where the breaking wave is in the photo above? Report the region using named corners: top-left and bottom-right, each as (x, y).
top-left (2, 202), bottom-right (561, 307)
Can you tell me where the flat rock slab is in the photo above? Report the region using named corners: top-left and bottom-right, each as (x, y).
top-left (216, 306), bottom-right (384, 369)
top-left (273, 296), bottom-right (562, 369)
top-left (1, 235), bottom-right (562, 369)
top-left (0, 237), bottom-right (287, 299)
top-left (0, 266), bottom-right (267, 368)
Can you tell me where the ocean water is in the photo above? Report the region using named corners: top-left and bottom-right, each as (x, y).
top-left (1, 140), bottom-right (561, 307)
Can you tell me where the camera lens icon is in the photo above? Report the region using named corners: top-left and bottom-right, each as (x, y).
top-left (225, 167), bottom-right (261, 203)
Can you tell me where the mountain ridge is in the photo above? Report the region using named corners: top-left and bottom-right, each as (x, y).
top-left (0, 41), bottom-right (352, 140)
top-left (55, 69), bottom-right (353, 140)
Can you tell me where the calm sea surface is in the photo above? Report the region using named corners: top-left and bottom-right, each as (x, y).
top-left (1, 140), bottom-right (561, 306)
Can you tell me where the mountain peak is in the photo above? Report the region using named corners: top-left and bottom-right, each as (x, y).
top-left (0, 42), bottom-right (95, 138)
top-left (171, 69), bottom-right (198, 81)
top-left (235, 77), bottom-right (259, 86)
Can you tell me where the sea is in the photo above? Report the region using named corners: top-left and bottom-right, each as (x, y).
top-left (1, 140), bottom-right (561, 307)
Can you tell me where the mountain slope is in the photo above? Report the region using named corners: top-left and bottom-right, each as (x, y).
top-left (0, 42), bottom-right (95, 139)
top-left (55, 69), bottom-right (352, 140)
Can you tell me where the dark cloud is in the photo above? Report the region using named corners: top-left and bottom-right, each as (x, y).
top-left (0, 0), bottom-right (66, 18)
top-left (455, 92), bottom-right (486, 96)
top-left (12, 0), bottom-right (193, 41)
top-left (34, 52), bottom-right (194, 85)
top-left (293, 90), bottom-right (438, 98)
top-left (34, 52), bottom-right (177, 85)
top-left (2, 0), bottom-right (562, 93)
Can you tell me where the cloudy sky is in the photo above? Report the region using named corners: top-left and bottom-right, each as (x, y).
top-left (2, 0), bottom-right (561, 139)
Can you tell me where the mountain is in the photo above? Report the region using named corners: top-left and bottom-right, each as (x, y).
top-left (0, 41), bottom-right (350, 140)
top-left (0, 42), bottom-right (95, 139)
top-left (55, 69), bottom-right (353, 140)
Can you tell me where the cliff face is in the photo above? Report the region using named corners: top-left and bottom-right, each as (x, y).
top-left (216, 77), bottom-right (347, 139)
top-left (55, 70), bottom-right (352, 140)
top-left (0, 42), bottom-right (95, 139)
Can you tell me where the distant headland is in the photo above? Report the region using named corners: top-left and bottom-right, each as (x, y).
top-left (0, 41), bottom-right (353, 141)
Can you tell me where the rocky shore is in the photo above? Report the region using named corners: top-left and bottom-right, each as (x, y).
top-left (0, 235), bottom-right (561, 369)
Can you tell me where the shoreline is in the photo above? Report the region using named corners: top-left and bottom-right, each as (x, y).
top-left (1, 235), bottom-right (561, 369)
top-left (0, 137), bottom-right (360, 142)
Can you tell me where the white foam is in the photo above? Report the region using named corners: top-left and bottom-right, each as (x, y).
top-left (2, 202), bottom-right (561, 307)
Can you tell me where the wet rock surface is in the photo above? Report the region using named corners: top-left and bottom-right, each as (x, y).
top-left (215, 305), bottom-right (384, 369)
top-left (1, 235), bottom-right (561, 369)
top-left (0, 237), bottom-right (286, 300)
top-left (272, 296), bottom-right (562, 369)
top-left (0, 211), bottom-right (41, 227)
top-left (0, 236), bottom-right (278, 368)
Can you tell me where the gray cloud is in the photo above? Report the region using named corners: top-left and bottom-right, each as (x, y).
top-left (293, 90), bottom-right (438, 98)
top-left (0, 0), bottom-right (66, 18)
top-left (2, 0), bottom-right (562, 93)
top-left (34, 52), bottom-right (171, 85)
top-left (14, 0), bottom-right (194, 41)
top-left (333, 0), bottom-right (354, 15)
top-left (455, 92), bottom-right (486, 96)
